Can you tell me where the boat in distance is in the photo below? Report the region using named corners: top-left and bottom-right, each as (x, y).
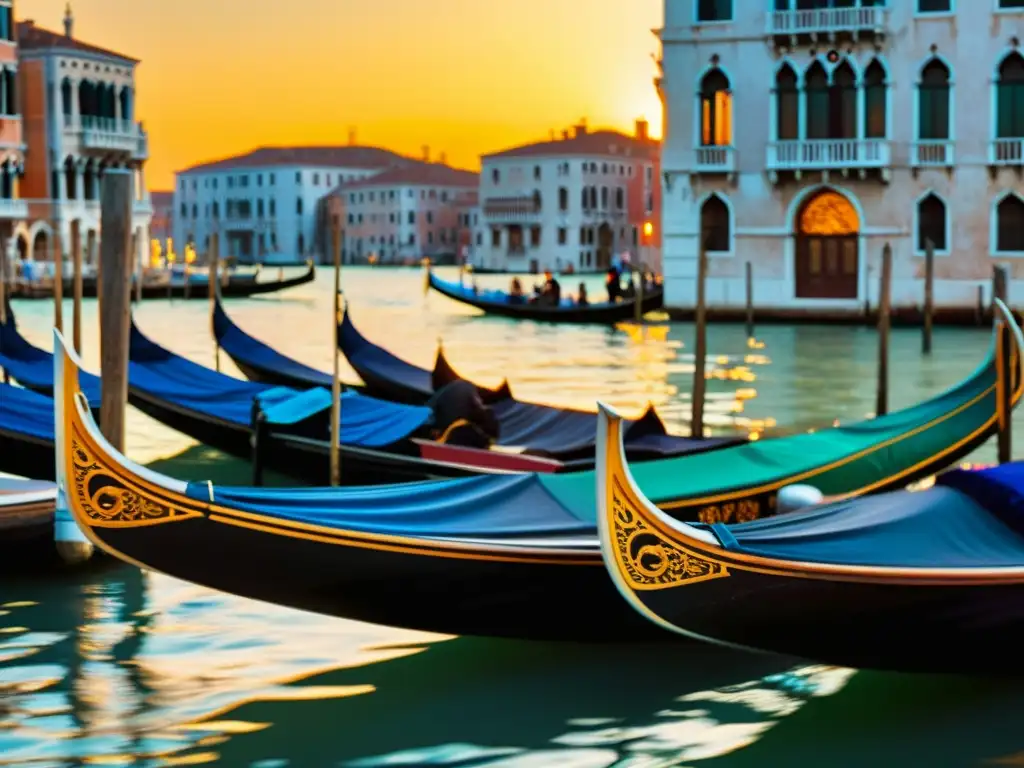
top-left (427, 271), bottom-right (664, 324)
top-left (594, 300), bottom-right (1024, 673)
top-left (53, 301), bottom-right (1024, 641)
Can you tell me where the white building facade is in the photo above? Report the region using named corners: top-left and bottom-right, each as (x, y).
top-left (173, 147), bottom-right (419, 264)
top-left (474, 122), bottom-right (660, 274)
top-left (661, 0), bottom-right (1024, 312)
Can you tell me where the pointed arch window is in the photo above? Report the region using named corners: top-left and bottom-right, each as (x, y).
top-left (863, 60), bottom-right (887, 139)
top-left (997, 53), bottom-right (1024, 139)
top-left (918, 60), bottom-right (951, 139)
top-left (699, 69), bottom-right (732, 146)
top-left (700, 194), bottom-right (731, 253)
top-left (997, 194), bottom-right (1024, 253)
top-left (916, 194), bottom-right (947, 253)
top-left (775, 64), bottom-right (799, 140)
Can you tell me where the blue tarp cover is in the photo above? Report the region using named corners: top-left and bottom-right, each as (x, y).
top-left (705, 475), bottom-right (1024, 568)
top-left (214, 300), bottom-right (334, 389)
top-left (338, 310), bottom-right (434, 396)
top-left (257, 386), bottom-right (333, 425)
top-left (187, 473), bottom-right (594, 539)
top-left (128, 324), bottom-right (432, 448)
top-left (0, 311), bottom-right (101, 405)
top-left (0, 382), bottom-right (54, 442)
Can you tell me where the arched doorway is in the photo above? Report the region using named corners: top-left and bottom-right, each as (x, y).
top-left (794, 189), bottom-right (859, 299)
top-left (32, 230), bottom-right (48, 263)
top-left (596, 223), bottom-right (613, 269)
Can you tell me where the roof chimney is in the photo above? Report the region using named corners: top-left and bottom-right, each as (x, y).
top-left (422, 145), bottom-right (430, 162)
top-left (63, 2), bottom-right (73, 38)
top-left (347, 127), bottom-right (357, 146)
top-left (561, 129), bottom-right (569, 140)
top-left (439, 151), bottom-right (447, 166)
top-left (574, 118), bottom-right (588, 138)
top-left (635, 118), bottom-right (649, 141)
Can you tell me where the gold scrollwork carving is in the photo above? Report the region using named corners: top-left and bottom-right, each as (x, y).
top-left (70, 430), bottom-right (202, 527)
top-left (611, 479), bottom-right (729, 590)
top-left (697, 499), bottom-right (761, 524)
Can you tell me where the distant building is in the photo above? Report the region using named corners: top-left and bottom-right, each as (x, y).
top-left (149, 190), bottom-right (172, 242)
top-left (659, 0), bottom-right (1024, 313)
top-left (0, 0), bottom-right (25, 267)
top-left (16, 8), bottom-right (152, 271)
top-left (173, 146), bottom-right (423, 264)
top-left (474, 120), bottom-right (661, 274)
top-left (320, 162), bottom-right (479, 264)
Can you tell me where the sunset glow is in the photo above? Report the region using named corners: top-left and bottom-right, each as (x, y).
top-left (18, 0), bottom-right (663, 189)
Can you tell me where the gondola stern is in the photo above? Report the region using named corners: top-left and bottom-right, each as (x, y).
top-left (52, 328), bottom-right (95, 564)
top-left (594, 400), bottom-right (733, 639)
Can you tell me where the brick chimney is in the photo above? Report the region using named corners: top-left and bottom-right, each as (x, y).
top-left (439, 151), bottom-right (447, 165)
top-left (635, 118), bottom-right (649, 141)
top-left (421, 145), bottom-right (430, 162)
top-left (561, 129), bottom-right (569, 140)
top-left (573, 118), bottom-right (588, 138)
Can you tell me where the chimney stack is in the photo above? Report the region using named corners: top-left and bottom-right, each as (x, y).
top-left (635, 118), bottom-right (649, 141)
top-left (63, 2), bottom-right (74, 38)
top-left (422, 145), bottom-right (430, 162)
top-left (574, 118), bottom-right (588, 138)
top-left (561, 129), bottom-right (569, 140)
top-left (439, 151), bottom-right (447, 165)
top-left (347, 127), bottom-right (357, 146)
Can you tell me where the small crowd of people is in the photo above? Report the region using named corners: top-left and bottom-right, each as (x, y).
top-left (505, 260), bottom-right (659, 308)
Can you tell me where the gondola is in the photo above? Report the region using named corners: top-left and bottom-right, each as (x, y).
top-left (217, 298), bottom-right (743, 462)
top-left (0, 382), bottom-right (58, 481)
top-left (10, 263), bottom-right (316, 301)
top-left (427, 271), bottom-right (664, 324)
top-left (0, 478), bottom-right (56, 553)
top-left (55, 302), bottom-right (1024, 642)
top-left (595, 300), bottom-right (1024, 673)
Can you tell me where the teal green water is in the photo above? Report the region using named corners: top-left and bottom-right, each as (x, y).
top-left (2, 266), bottom-right (1022, 766)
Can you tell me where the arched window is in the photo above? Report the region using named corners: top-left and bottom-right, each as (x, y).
top-left (615, 187), bottom-right (624, 209)
top-left (588, 186), bottom-right (597, 209)
top-left (61, 78), bottom-right (72, 119)
top-left (64, 157), bottom-right (77, 200)
top-left (119, 86), bottom-right (132, 122)
top-left (997, 194), bottom-right (1024, 253)
top-left (804, 61), bottom-right (829, 139)
top-left (78, 80), bottom-right (91, 119)
top-left (700, 194), bottom-right (730, 253)
top-left (918, 59), bottom-right (951, 140)
top-left (558, 186), bottom-right (568, 211)
top-left (863, 60), bottom-right (887, 139)
top-left (699, 69), bottom-right (732, 147)
top-left (532, 190), bottom-right (542, 210)
top-left (775, 64), bottom-right (799, 140)
top-left (917, 193), bottom-right (947, 253)
top-left (600, 186), bottom-right (608, 209)
top-left (3, 69), bottom-right (14, 116)
top-left (998, 53), bottom-right (1024, 138)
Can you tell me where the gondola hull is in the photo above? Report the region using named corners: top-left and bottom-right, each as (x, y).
top-left (428, 272), bottom-right (664, 324)
top-left (0, 427), bottom-right (54, 481)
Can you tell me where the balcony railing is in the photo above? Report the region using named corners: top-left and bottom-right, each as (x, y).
top-left (990, 138), bottom-right (1024, 167)
top-left (0, 197), bottom-right (26, 219)
top-left (911, 140), bottom-right (954, 167)
top-left (767, 5), bottom-right (888, 38)
top-left (66, 115), bottom-right (149, 157)
top-left (766, 138), bottom-right (891, 171)
top-left (694, 145), bottom-right (736, 174)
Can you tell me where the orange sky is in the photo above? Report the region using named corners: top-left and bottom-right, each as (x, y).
top-left (19, 0), bottom-right (664, 191)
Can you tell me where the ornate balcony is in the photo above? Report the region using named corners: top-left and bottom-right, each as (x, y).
top-left (767, 3), bottom-right (888, 44)
top-left (67, 116), bottom-right (148, 158)
top-left (990, 139), bottom-right (1024, 167)
top-left (911, 140), bottom-right (954, 168)
top-left (482, 195), bottom-right (541, 224)
top-left (0, 197), bottom-right (27, 219)
top-left (694, 145), bottom-right (736, 176)
top-left (766, 138), bottom-right (891, 182)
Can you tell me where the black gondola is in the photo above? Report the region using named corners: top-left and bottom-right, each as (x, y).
top-left (427, 271), bottom-right (664, 324)
top-left (54, 300), bottom-right (1024, 642)
top-left (11, 263), bottom-right (316, 301)
top-left (0, 382), bottom-right (58, 481)
top-left (594, 300), bottom-right (1024, 673)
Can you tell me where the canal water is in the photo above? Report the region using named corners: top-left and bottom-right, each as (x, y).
top-left (2, 267), bottom-right (1021, 766)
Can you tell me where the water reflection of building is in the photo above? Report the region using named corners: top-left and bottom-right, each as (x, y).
top-left (474, 119), bottom-right (661, 274)
top-left (660, 0), bottom-right (1024, 314)
top-left (16, 5), bottom-right (152, 273)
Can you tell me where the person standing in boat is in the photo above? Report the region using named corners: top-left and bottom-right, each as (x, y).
top-left (509, 277), bottom-right (525, 304)
top-left (542, 270), bottom-right (561, 305)
top-left (605, 265), bottom-right (621, 303)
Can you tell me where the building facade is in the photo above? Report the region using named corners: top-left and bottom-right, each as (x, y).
top-left (661, 0), bottom-right (1024, 312)
top-left (321, 163), bottom-right (478, 264)
top-left (473, 121), bottom-right (661, 274)
top-left (173, 146), bottom-right (422, 264)
top-left (0, 0), bottom-right (25, 266)
top-left (16, 8), bottom-right (151, 273)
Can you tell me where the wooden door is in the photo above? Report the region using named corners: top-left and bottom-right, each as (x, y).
top-left (795, 235), bottom-right (858, 299)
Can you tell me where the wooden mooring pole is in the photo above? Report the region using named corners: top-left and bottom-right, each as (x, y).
top-left (330, 220), bottom-right (343, 486)
top-left (691, 241), bottom-right (708, 439)
top-left (922, 239), bottom-right (934, 355)
top-left (993, 264), bottom-right (1008, 310)
top-left (995, 265), bottom-right (1013, 464)
top-left (98, 169), bottom-right (134, 453)
top-left (53, 228), bottom-right (64, 332)
top-left (71, 220), bottom-right (83, 355)
top-left (744, 261), bottom-right (754, 339)
top-left (876, 243), bottom-right (893, 417)
top-left (132, 230), bottom-right (142, 304)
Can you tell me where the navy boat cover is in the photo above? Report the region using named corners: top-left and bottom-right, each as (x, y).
top-left (128, 323), bottom-right (433, 448)
top-left (0, 310), bottom-right (101, 404)
top-left (213, 300), bottom-right (333, 389)
top-left (0, 382), bottom-right (55, 442)
top-left (187, 473), bottom-right (594, 539)
top-left (338, 310), bottom-right (434, 397)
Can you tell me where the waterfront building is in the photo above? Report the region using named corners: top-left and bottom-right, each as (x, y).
top-left (0, 0), bottom-right (25, 266)
top-left (321, 162), bottom-right (478, 264)
top-left (16, 7), bottom-right (151, 272)
top-left (148, 190), bottom-right (171, 240)
top-left (473, 120), bottom-right (661, 274)
top-left (660, 0), bottom-right (1024, 314)
top-left (173, 146), bottom-right (422, 264)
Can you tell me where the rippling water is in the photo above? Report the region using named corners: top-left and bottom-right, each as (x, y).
top-left (2, 266), bottom-right (1022, 766)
